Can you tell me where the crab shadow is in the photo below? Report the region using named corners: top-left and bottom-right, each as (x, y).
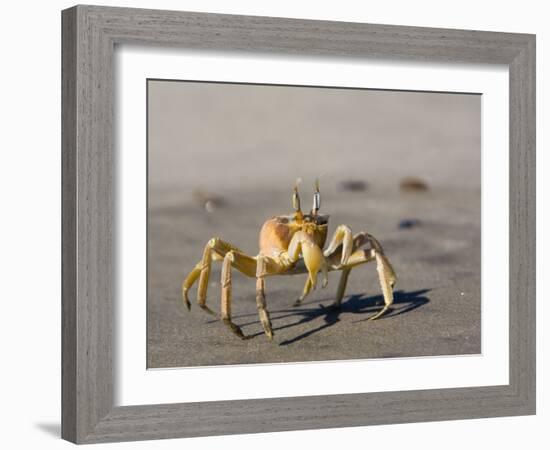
top-left (209, 289), bottom-right (431, 345)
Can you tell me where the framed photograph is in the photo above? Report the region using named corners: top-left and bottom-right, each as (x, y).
top-left (61, 5), bottom-right (535, 444)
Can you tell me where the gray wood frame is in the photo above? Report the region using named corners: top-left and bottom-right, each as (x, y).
top-left (62, 5), bottom-right (536, 444)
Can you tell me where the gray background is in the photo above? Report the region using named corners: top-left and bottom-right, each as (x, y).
top-left (147, 80), bottom-right (481, 368)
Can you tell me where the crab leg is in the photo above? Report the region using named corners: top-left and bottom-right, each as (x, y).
top-left (181, 266), bottom-right (201, 310)
top-left (327, 248), bottom-right (375, 308)
top-left (358, 233), bottom-right (397, 320)
top-left (323, 224), bottom-right (354, 265)
top-left (196, 238), bottom-right (221, 315)
top-left (331, 243), bottom-right (396, 320)
top-left (294, 231), bottom-right (376, 307)
top-left (220, 250), bottom-right (256, 339)
top-left (256, 256), bottom-right (274, 340)
top-left (182, 237), bottom-right (243, 315)
top-left (333, 268), bottom-right (351, 308)
top-left (293, 278), bottom-right (313, 306)
top-left (369, 252), bottom-right (397, 320)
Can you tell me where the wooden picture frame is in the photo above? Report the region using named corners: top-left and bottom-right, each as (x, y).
top-left (61, 4), bottom-right (536, 444)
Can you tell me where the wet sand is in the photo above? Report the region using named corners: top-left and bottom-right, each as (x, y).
top-left (147, 185), bottom-right (481, 367)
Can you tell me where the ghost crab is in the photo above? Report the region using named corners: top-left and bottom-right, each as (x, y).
top-left (182, 180), bottom-right (397, 340)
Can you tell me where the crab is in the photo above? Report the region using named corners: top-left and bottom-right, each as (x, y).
top-left (182, 180), bottom-right (397, 340)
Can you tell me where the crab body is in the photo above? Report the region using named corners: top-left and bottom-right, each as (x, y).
top-left (182, 180), bottom-right (396, 340)
top-left (259, 214), bottom-right (328, 275)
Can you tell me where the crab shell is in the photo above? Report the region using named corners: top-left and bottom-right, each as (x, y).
top-left (259, 213), bottom-right (329, 258)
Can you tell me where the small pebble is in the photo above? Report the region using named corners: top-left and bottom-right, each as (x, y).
top-left (400, 177), bottom-right (429, 192)
top-left (340, 179), bottom-right (368, 192)
top-left (398, 219), bottom-right (422, 229)
top-left (192, 189), bottom-right (226, 212)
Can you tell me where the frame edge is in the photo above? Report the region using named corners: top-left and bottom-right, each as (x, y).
top-left (508, 33), bottom-right (536, 415)
top-left (61, 5), bottom-right (79, 444)
top-left (61, 4), bottom-right (537, 443)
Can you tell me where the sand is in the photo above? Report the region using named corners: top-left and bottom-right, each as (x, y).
top-left (146, 81), bottom-right (481, 368)
top-left (147, 185), bottom-right (480, 367)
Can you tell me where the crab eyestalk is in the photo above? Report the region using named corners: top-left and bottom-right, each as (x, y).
top-left (312, 178), bottom-right (321, 216)
top-left (293, 179), bottom-right (304, 222)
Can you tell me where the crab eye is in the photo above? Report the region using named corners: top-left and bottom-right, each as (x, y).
top-left (312, 191), bottom-right (321, 212)
top-left (292, 190), bottom-right (301, 212)
top-left (292, 178), bottom-right (303, 212)
top-left (312, 178), bottom-right (321, 214)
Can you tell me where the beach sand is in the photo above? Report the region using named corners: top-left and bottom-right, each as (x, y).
top-left (146, 80), bottom-right (481, 368)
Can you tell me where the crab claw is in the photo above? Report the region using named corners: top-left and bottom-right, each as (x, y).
top-left (301, 241), bottom-right (328, 290)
